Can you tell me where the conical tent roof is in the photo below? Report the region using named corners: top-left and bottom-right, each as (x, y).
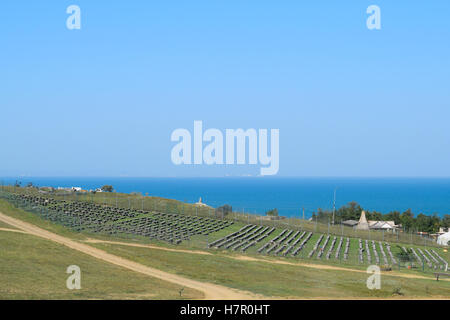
top-left (356, 210), bottom-right (369, 230)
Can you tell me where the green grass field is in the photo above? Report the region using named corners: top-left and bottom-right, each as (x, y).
top-left (0, 230), bottom-right (202, 299)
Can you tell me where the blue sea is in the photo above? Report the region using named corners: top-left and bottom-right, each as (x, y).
top-left (2, 177), bottom-right (450, 218)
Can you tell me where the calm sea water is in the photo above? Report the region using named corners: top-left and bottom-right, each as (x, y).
top-left (2, 177), bottom-right (450, 218)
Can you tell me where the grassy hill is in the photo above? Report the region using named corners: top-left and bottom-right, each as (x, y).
top-left (0, 190), bottom-right (449, 299)
top-left (0, 227), bottom-right (201, 299)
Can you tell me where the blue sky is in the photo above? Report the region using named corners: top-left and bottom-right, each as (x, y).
top-left (1, 1), bottom-right (449, 177)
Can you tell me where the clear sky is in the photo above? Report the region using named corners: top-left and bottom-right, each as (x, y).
top-left (1, 1), bottom-right (449, 177)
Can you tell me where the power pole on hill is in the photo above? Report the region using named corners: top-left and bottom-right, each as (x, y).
top-left (332, 188), bottom-right (337, 225)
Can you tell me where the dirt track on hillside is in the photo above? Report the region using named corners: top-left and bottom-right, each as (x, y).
top-left (84, 239), bottom-right (213, 256)
top-left (0, 212), bottom-right (259, 300)
top-left (0, 227), bottom-right (27, 234)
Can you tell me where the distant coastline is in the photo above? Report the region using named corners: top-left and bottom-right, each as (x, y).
top-left (1, 177), bottom-right (450, 218)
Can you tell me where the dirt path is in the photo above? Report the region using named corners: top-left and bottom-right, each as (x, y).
top-left (0, 212), bottom-right (259, 300)
top-left (84, 239), bottom-right (212, 256)
top-left (0, 227), bottom-right (27, 234)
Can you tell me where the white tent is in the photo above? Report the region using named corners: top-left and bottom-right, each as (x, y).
top-left (437, 231), bottom-right (450, 246)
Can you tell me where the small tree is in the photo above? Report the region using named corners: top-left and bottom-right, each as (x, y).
top-left (442, 214), bottom-right (450, 229)
top-left (395, 246), bottom-right (413, 263)
top-left (266, 208), bottom-right (279, 217)
top-left (101, 185), bottom-right (114, 192)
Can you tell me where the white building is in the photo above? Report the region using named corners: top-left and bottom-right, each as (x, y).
top-left (437, 231), bottom-right (450, 246)
top-left (368, 220), bottom-right (397, 230)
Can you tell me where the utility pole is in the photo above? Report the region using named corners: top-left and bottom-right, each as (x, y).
top-left (332, 188), bottom-right (337, 225)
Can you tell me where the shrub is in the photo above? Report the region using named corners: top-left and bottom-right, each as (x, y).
top-left (266, 208), bottom-right (278, 217)
top-left (101, 185), bottom-right (114, 192)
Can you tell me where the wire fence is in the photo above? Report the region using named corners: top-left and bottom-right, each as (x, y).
top-left (0, 185), bottom-right (443, 248)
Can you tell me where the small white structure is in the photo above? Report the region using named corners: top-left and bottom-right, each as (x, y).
top-left (195, 197), bottom-right (211, 208)
top-left (57, 186), bottom-right (81, 192)
top-left (437, 231), bottom-right (450, 246)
